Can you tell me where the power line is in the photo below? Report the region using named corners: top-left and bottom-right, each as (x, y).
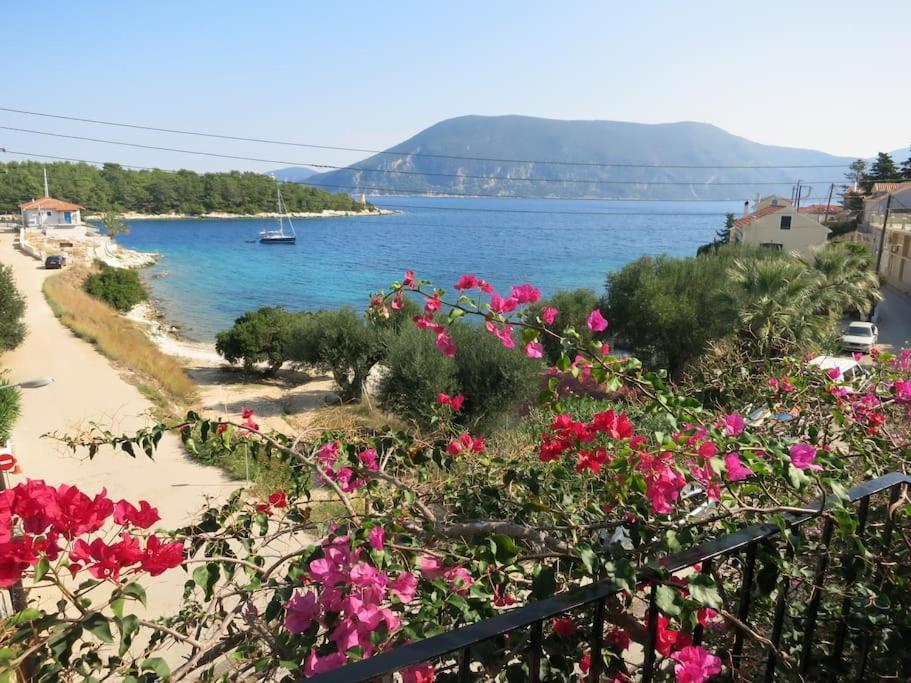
top-left (0, 105), bottom-right (857, 169)
top-left (0, 149), bottom-right (829, 206)
top-left (0, 125), bottom-right (862, 187)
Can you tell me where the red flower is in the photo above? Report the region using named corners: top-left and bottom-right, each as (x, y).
top-left (403, 270), bottom-right (416, 289)
top-left (242, 408), bottom-right (255, 420)
top-left (215, 422), bottom-right (228, 436)
top-left (552, 617), bottom-right (577, 639)
top-left (454, 274), bottom-right (478, 290)
top-left (268, 491), bottom-right (288, 508)
top-left (113, 500), bottom-right (160, 529)
top-left (0, 538), bottom-right (37, 587)
top-left (140, 536), bottom-right (185, 576)
top-left (591, 410), bottom-right (633, 439)
top-left (510, 283), bottom-right (541, 304)
top-left (606, 627), bottom-right (631, 650)
top-left (655, 614), bottom-right (692, 657)
top-left (53, 484), bottom-right (114, 539)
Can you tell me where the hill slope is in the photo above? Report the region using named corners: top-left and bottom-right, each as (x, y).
top-left (303, 115), bottom-right (856, 200)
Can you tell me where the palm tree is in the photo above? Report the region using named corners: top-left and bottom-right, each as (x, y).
top-left (810, 241), bottom-right (881, 319)
top-left (721, 259), bottom-right (828, 357)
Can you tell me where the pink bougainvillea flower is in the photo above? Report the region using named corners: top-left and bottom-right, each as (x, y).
top-left (655, 614), bottom-right (692, 657)
top-left (284, 590), bottom-right (319, 634)
top-left (591, 410), bottom-right (633, 439)
top-left (697, 607), bottom-right (722, 627)
top-left (587, 308), bottom-right (608, 332)
top-left (390, 571), bottom-right (418, 603)
top-left (722, 413), bottom-right (745, 437)
top-left (541, 306), bottom-right (559, 325)
top-left (893, 379), bottom-right (911, 403)
top-left (852, 352), bottom-right (864, 362)
top-left (697, 441), bottom-right (718, 459)
top-left (436, 393), bottom-right (465, 411)
top-left (723, 453), bottom-right (753, 482)
top-left (113, 500), bottom-right (160, 529)
top-left (645, 466), bottom-right (687, 514)
top-left (419, 555), bottom-right (446, 580)
top-left (424, 293), bottom-right (441, 314)
top-left (444, 566), bottom-right (474, 595)
top-left (435, 332), bottom-right (457, 357)
top-left (524, 341), bottom-right (544, 358)
top-left (671, 645), bottom-right (723, 683)
top-left (789, 443), bottom-right (822, 471)
top-left (510, 283), bottom-right (541, 304)
top-left (368, 526), bottom-right (385, 551)
top-left (826, 366), bottom-right (841, 380)
top-left (552, 617), bottom-right (577, 639)
top-left (241, 408), bottom-right (254, 420)
top-left (357, 448), bottom-right (379, 470)
top-left (490, 293), bottom-right (518, 315)
top-left (454, 273), bottom-right (479, 290)
top-left (446, 432), bottom-right (485, 456)
top-left (401, 663), bottom-right (436, 683)
top-left (303, 650), bottom-right (347, 677)
top-left (403, 270), bottom-right (416, 288)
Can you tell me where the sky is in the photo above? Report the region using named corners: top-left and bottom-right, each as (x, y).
top-left (2, 1), bottom-right (909, 174)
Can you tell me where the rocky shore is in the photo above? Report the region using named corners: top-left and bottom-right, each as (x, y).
top-left (88, 207), bottom-right (397, 221)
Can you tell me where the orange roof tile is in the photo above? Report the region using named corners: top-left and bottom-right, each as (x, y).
top-left (798, 204), bottom-right (845, 215)
top-left (18, 197), bottom-right (82, 211)
top-left (733, 204), bottom-right (786, 229)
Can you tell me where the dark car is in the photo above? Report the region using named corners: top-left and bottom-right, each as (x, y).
top-left (44, 255), bottom-right (67, 269)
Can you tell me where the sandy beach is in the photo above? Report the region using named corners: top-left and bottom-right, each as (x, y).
top-left (0, 227), bottom-right (239, 616)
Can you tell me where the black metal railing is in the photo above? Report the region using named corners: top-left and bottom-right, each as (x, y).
top-left (308, 472), bottom-right (910, 682)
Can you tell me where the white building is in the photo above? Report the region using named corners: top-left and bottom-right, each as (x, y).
top-left (19, 197), bottom-right (87, 237)
top-left (857, 181), bottom-right (911, 293)
top-left (731, 195), bottom-right (830, 258)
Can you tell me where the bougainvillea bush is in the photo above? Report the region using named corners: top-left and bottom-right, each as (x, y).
top-left (2, 270), bottom-right (910, 682)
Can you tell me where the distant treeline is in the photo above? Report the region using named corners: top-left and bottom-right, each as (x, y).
top-left (0, 161), bottom-right (367, 215)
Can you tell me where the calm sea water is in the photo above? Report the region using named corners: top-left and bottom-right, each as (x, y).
top-left (115, 197), bottom-right (741, 341)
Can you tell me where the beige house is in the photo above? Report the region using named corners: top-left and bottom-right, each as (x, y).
top-left (857, 181), bottom-right (911, 293)
top-left (731, 195), bottom-right (830, 258)
top-left (19, 197), bottom-right (87, 238)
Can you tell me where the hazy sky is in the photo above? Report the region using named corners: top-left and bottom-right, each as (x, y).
top-left (3, 1), bottom-right (909, 173)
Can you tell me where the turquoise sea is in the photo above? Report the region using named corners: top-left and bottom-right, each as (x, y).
top-left (116, 197), bottom-right (741, 341)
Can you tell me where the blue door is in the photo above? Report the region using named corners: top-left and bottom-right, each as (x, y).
top-left (63, 211), bottom-right (72, 224)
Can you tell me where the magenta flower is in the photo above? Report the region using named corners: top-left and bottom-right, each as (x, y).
top-left (541, 306), bottom-right (559, 325)
top-left (826, 366), bottom-right (841, 380)
top-left (723, 453), bottom-right (753, 482)
top-left (490, 293), bottom-right (519, 314)
top-left (435, 332), bottom-right (456, 357)
top-left (304, 650), bottom-right (347, 676)
top-left (419, 555), bottom-right (445, 580)
top-left (390, 571), bottom-right (418, 603)
top-left (587, 309), bottom-right (608, 332)
top-left (454, 274), bottom-right (478, 290)
top-left (525, 341), bottom-right (544, 358)
top-left (789, 443), bottom-right (822, 471)
top-left (510, 283), bottom-right (541, 304)
top-left (284, 590), bottom-right (319, 634)
top-left (368, 526), bottom-right (385, 551)
top-left (357, 448), bottom-right (379, 470)
top-left (723, 413), bottom-right (745, 437)
top-left (671, 645), bottom-right (723, 683)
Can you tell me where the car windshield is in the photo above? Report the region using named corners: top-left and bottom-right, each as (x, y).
top-left (847, 324), bottom-right (872, 337)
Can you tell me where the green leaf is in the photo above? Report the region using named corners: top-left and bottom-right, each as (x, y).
top-left (110, 597), bottom-right (125, 619)
top-left (33, 557), bottom-right (50, 582)
top-left (655, 584), bottom-right (683, 616)
top-left (578, 546), bottom-right (598, 575)
top-left (688, 574), bottom-right (723, 610)
top-left (531, 566), bottom-right (557, 599)
top-left (118, 615), bottom-right (140, 657)
top-left (122, 582), bottom-right (147, 607)
top-left (9, 608), bottom-right (41, 625)
top-left (141, 657), bottom-right (171, 678)
top-left (604, 560), bottom-right (636, 594)
top-left (490, 534), bottom-right (520, 563)
top-left (83, 612), bottom-right (114, 644)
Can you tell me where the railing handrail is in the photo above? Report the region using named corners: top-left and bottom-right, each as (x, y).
top-left (306, 471), bottom-right (911, 682)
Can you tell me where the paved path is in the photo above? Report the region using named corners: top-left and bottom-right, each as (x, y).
top-left (877, 285), bottom-right (911, 351)
top-left (0, 229), bottom-right (237, 615)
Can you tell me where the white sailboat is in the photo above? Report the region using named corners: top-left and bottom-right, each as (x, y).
top-left (259, 178), bottom-right (297, 244)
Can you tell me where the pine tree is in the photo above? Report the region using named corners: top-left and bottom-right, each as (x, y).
top-left (715, 213), bottom-right (735, 243)
top-left (845, 159), bottom-right (866, 187)
top-left (900, 146), bottom-right (911, 180)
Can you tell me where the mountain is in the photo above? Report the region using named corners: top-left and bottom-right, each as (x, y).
top-left (299, 115), bottom-right (857, 200)
top-left (272, 166), bottom-right (318, 182)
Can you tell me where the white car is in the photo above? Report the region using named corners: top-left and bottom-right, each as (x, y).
top-left (841, 322), bottom-right (878, 354)
top-left (809, 355), bottom-right (868, 389)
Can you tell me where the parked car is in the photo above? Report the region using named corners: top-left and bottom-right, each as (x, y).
top-left (44, 255), bottom-right (67, 269)
top-left (841, 321), bottom-right (878, 353)
top-left (809, 355), bottom-right (868, 389)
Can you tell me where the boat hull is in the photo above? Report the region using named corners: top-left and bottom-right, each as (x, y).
top-left (259, 236), bottom-right (296, 244)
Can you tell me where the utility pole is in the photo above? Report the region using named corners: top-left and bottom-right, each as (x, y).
top-left (823, 183), bottom-right (834, 222)
top-left (874, 194), bottom-right (893, 277)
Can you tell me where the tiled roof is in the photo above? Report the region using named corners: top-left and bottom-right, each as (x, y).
top-left (798, 204), bottom-right (845, 215)
top-left (870, 181), bottom-right (911, 195)
top-left (733, 204), bottom-right (786, 228)
top-left (19, 197), bottom-right (83, 211)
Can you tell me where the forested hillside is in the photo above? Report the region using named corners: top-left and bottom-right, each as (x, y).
top-left (0, 161), bottom-right (367, 215)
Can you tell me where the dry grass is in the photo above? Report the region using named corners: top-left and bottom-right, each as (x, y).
top-left (42, 268), bottom-right (197, 412)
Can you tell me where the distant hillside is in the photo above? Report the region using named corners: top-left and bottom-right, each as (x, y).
top-left (302, 115), bottom-right (857, 200)
top-left (272, 166), bottom-right (318, 182)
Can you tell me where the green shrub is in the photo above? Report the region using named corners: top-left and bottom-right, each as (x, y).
top-left (523, 288), bottom-right (603, 364)
top-left (215, 306), bottom-right (299, 376)
top-left (378, 322), bottom-right (539, 431)
top-left (0, 263), bottom-right (26, 351)
top-left (0, 377), bottom-right (20, 442)
top-left (83, 263), bottom-right (148, 312)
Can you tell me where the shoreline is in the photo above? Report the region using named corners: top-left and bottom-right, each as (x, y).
top-left (87, 208), bottom-right (398, 221)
